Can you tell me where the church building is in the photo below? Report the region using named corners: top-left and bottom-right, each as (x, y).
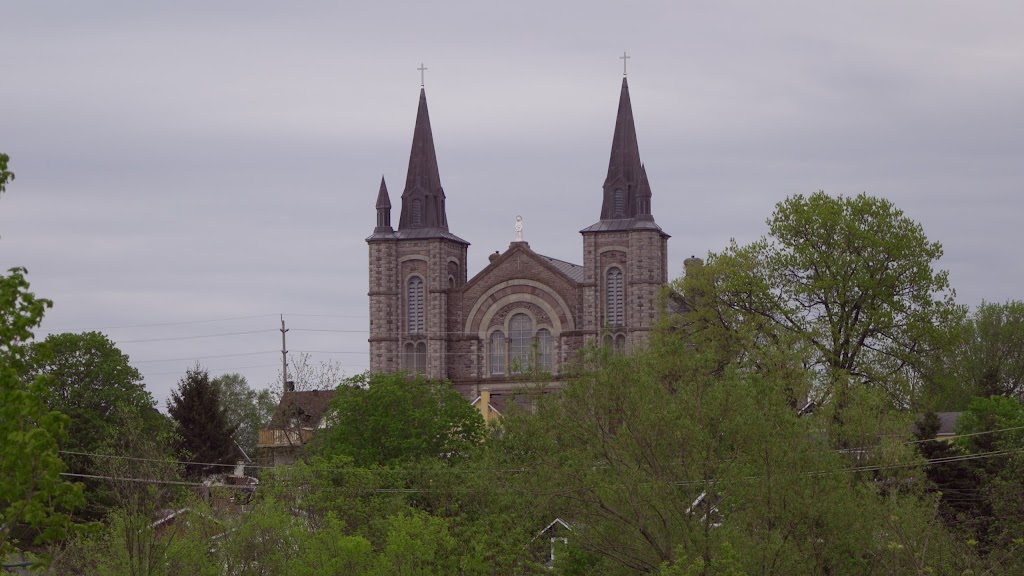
top-left (367, 76), bottom-right (671, 407)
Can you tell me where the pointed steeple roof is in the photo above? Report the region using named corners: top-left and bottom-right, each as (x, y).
top-left (398, 88), bottom-right (449, 231)
top-left (376, 176), bottom-right (391, 209)
top-left (373, 176), bottom-right (393, 234)
top-left (603, 77), bottom-right (643, 202)
top-left (582, 77), bottom-right (663, 234)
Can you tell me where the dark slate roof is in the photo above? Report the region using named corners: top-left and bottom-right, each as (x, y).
top-left (935, 412), bottom-right (961, 436)
top-left (538, 254), bottom-right (585, 283)
top-left (375, 176), bottom-right (391, 209)
top-left (596, 77), bottom-right (656, 224)
top-left (366, 227), bottom-right (470, 244)
top-left (580, 218), bottom-right (667, 234)
top-left (398, 88), bottom-right (450, 232)
top-left (268, 390), bottom-right (336, 428)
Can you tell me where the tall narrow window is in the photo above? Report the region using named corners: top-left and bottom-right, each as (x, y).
top-left (615, 334), bottom-right (626, 353)
top-left (415, 341), bottom-right (427, 373)
top-left (613, 189), bottom-right (625, 217)
top-left (407, 276), bottom-right (424, 334)
top-left (411, 199), bottom-right (423, 226)
top-left (606, 267), bottom-right (624, 326)
top-left (489, 331), bottom-right (506, 375)
top-left (509, 313), bottom-right (533, 373)
top-left (537, 328), bottom-right (552, 372)
top-left (403, 342), bottom-right (415, 370)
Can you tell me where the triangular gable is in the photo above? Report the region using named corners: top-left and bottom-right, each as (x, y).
top-left (464, 242), bottom-right (583, 293)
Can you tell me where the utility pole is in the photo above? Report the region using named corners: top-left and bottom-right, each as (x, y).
top-left (280, 314), bottom-right (289, 393)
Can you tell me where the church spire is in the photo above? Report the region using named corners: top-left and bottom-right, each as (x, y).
top-left (375, 176), bottom-right (393, 232)
top-left (599, 77), bottom-right (653, 221)
top-left (398, 88), bottom-right (449, 231)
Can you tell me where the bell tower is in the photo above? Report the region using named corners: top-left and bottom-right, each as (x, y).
top-left (580, 75), bottom-right (669, 349)
top-left (367, 87), bottom-right (469, 378)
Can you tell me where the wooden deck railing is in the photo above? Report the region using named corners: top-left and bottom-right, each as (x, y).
top-left (257, 428), bottom-right (314, 448)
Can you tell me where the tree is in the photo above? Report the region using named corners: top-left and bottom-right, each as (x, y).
top-left (25, 332), bottom-right (161, 458)
top-left (271, 351), bottom-right (344, 393)
top-left (0, 267), bottom-right (85, 564)
top-left (23, 331), bottom-right (170, 520)
top-left (167, 365), bottom-right (238, 478)
top-left (1, 156), bottom-right (84, 565)
top-left (211, 373), bottom-right (275, 459)
top-left (485, 339), bottom-right (965, 574)
top-left (677, 191), bottom-right (963, 407)
top-left (311, 372), bottom-right (485, 467)
top-left (0, 152), bottom-right (13, 197)
top-left (955, 300), bottom-right (1024, 401)
top-left (917, 397), bottom-right (1024, 572)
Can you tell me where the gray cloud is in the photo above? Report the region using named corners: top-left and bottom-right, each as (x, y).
top-left (3, 0), bottom-right (1023, 404)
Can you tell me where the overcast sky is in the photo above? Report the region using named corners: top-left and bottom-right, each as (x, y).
top-left (3, 1), bottom-right (1023, 408)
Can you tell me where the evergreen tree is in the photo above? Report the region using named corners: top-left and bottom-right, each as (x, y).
top-left (167, 365), bottom-right (238, 478)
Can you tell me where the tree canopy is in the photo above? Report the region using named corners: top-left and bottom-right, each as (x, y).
top-left (25, 331), bottom-right (160, 458)
top-left (678, 191), bottom-right (963, 407)
top-left (955, 300), bottom-right (1024, 401)
top-left (167, 365), bottom-right (239, 478)
top-left (312, 372), bottom-right (486, 467)
top-left (1, 268), bottom-right (84, 562)
top-left (211, 372), bottom-right (275, 459)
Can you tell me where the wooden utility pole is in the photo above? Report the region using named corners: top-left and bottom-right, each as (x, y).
top-left (280, 314), bottom-right (289, 393)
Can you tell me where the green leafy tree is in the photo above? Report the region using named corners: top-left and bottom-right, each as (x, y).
top-left (488, 339), bottom-right (963, 574)
top-left (370, 511), bottom-right (458, 576)
top-left (0, 267), bottom-right (85, 564)
top-left (25, 332), bottom-right (157, 452)
top-left (0, 152), bottom-right (13, 197)
top-left (167, 365), bottom-right (239, 478)
top-left (23, 332), bottom-right (171, 520)
top-left (311, 372), bottom-right (485, 467)
top-left (955, 301), bottom-right (1024, 401)
top-left (1, 157), bottom-right (84, 565)
top-left (211, 373), bottom-right (275, 458)
top-left (677, 191), bottom-right (963, 407)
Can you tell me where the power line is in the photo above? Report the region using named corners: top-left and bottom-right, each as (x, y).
top-left (132, 351), bottom-right (280, 364)
top-left (140, 363), bottom-right (284, 377)
top-left (117, 329), bottom-right (277, 344)
top-left (39, 314), bottom-right (281, 332)
top-left (284, 313), bottom-right (368, 319)
top-left (59, 450), bottom-right (276, 471)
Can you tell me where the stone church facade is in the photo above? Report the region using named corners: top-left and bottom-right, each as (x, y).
top-left (367, 77), bottom-right (670, 405)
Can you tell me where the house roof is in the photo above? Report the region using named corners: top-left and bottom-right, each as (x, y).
top-left (268, 390), bottom-right (336, 428)
top-left (935, 412), bottom-right (960, 436)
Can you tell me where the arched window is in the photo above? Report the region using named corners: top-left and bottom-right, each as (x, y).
top-left (489, 331), bottom-right (506, 375)
top-left (411, 199), bottom-right (423, 226)
top-left (415, 341), bottom-right (427, 373)
top-left (509, 313), bottom-right (533, 373)
top-left (603, 334), bottom-right (613, 348)
top-left (615, 334), bottom-right (626, 353)
top-left (613, 189), bottom-right (625, 217)
top-left (403, 342), bottom-right (415, 370)
top-left (606, 267), bottom-right (624, 326)
top-left (536, 328), bottom-right (552, 372)
top-left (407, 276), bottom-right (424, 334)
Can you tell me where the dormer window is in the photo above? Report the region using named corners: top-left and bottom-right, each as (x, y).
top-left (613, 189), bottom-right (625, 218)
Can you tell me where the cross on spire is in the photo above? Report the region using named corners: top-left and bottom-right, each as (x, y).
top-left (619, 51), bottom-right (630, 76)
top-left (418, 63), bottom-right (428, 87)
